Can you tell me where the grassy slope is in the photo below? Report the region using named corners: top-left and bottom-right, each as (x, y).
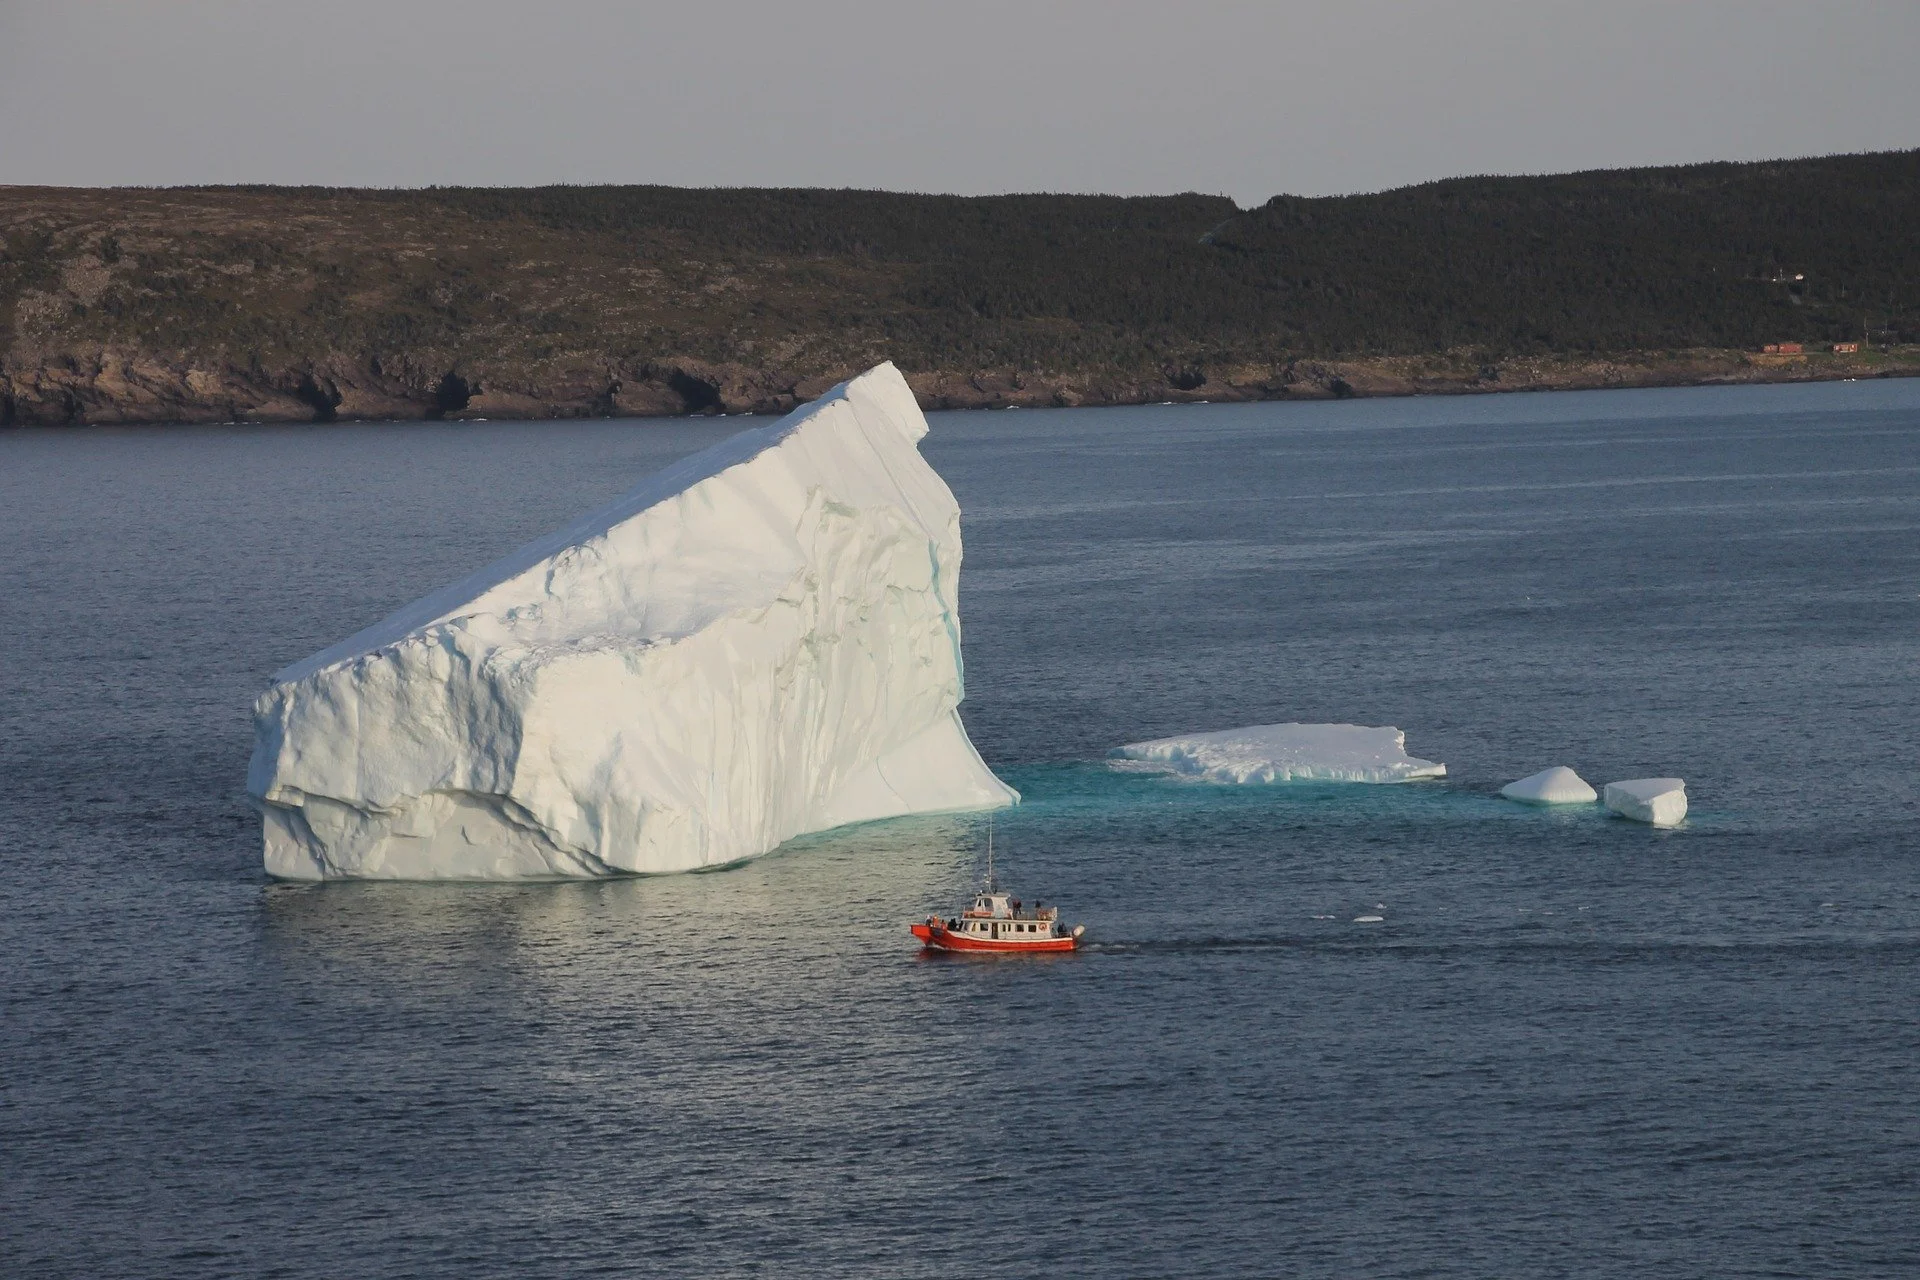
top-left (2, 151), bottom-right (1917, 423)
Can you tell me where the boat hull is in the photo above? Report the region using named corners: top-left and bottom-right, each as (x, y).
top-left (911, 922), bottom-right (1078, 953)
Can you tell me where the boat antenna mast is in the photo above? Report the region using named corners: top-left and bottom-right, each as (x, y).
top-left (985, 815), bottom-right (995, 892)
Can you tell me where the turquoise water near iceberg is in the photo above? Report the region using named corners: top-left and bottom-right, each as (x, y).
top-left (3, 379), bottom-right (1919, 1277)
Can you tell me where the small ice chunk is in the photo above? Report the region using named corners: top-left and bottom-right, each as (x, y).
top-left (1604, 778), bottom-right (1687, 827)
top-left (1114, 723), bottom-right (1445, 784)
top-left (1500, 766), bottom-right (1598, 805)
top-left (1353, 914), bottom-right (1384, 923)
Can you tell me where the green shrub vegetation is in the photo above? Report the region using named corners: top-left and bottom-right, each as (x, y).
top-left (3, 150), bottom-right (1915, 380)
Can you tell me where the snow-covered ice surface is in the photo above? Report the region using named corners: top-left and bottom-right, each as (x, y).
top-left (1114, 723), bottom-right (1446, 784)
top-left (248, 362), bottom-right (1016, 879)
top-left (1604, 778), bottom-right (1688, 827)
top-left (1500, 766), bottom-right (1599, 805)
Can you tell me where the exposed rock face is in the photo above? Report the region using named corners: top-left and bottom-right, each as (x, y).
top-left (0, 353), bottom-right (816, 426)
top-left (7, 346), bottom-right (1915, 427)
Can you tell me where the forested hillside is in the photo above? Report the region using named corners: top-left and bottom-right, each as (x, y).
top-left (1209, 153), bottom-right (1917, 352)
top-left (3, 150), bottom-right (1916, 424)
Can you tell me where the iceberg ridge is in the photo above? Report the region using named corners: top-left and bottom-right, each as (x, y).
top-left (248, 362), bottom-right (1016, 879)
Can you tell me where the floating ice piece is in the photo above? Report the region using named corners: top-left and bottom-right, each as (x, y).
top-left (1352, 915), bottom-right (1384, 923)
top-left (248, 362), bottom-right (1016, 880)
top-left (1500, 766), bottom-right (1598, 805)
top-left (1114, 723), bottom-right (1445, 784)
top-left (1604, 778), bottom-right (1687, 827)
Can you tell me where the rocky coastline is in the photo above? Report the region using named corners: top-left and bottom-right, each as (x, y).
top-left (6, 345), bottom-right (1915, 427)
top-left (7, 165), bottom-right (1916, 428)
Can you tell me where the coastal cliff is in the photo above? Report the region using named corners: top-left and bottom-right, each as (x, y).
top-left (7, 345), bottom-right (1916, 426)
top-left (5, 153), bottom-right (1917, 426)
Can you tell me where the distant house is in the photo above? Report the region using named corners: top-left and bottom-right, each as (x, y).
top-left (1832, 342), bottom-right (1860, 353)
top-left (1762, 342), bottom-right (1804, 354)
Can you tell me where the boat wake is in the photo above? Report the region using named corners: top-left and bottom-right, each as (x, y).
top-left (1080, 936), bottom-right (1306, 955)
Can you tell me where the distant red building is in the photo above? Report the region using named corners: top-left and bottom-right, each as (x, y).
top-left (1762, 342), bottom-right (1804, 354)
top-left (1832, 342), bottom-right (1860, 354)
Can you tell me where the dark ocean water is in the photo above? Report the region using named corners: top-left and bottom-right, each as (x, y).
top-left (3, 380), bottom-right (1918, 1278)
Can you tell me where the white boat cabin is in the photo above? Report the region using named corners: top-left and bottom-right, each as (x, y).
top-left (946, 891), bottom-right (1063, 939)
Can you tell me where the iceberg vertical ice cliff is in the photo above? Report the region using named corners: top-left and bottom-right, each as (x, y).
top-left (1604, 778), bottom-right (1687, 827)
top-left (248, 362), bottom-right (1016, 879)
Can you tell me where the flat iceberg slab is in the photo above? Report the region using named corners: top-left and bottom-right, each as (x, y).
top-left (1114, 723), bottom-right (1445, 784)
top-left (1500, 766), bottom-right (1598, 805)
top-left (1604, 778), bottom-right (1687, 827)
top-left (249, 362), bottom-right (1016, 880)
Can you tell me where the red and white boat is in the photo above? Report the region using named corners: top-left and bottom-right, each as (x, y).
top-left (911, 888), bottom-right (1085, 953)
top-left (910, 829), bottom-right (1084, 952)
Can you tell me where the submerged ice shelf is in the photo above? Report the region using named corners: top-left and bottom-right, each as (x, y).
top-left (1114, 723), bottom-right (1446, 784)
top-left (248, 362), bottom-right (1016, 880)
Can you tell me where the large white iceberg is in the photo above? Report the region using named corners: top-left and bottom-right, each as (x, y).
top-left (1500, 766), bottom-right (1598, 805)
top-left (1114, 723), bottom-right (1445, 783)
top-left (248, 362), bottom-right (1016, 879)
top-left (1604, 778), bottom-right (1687, 827)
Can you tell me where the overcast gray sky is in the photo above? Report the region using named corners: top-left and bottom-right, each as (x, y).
top-left (2, 0), bottom-right (1915, 206)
